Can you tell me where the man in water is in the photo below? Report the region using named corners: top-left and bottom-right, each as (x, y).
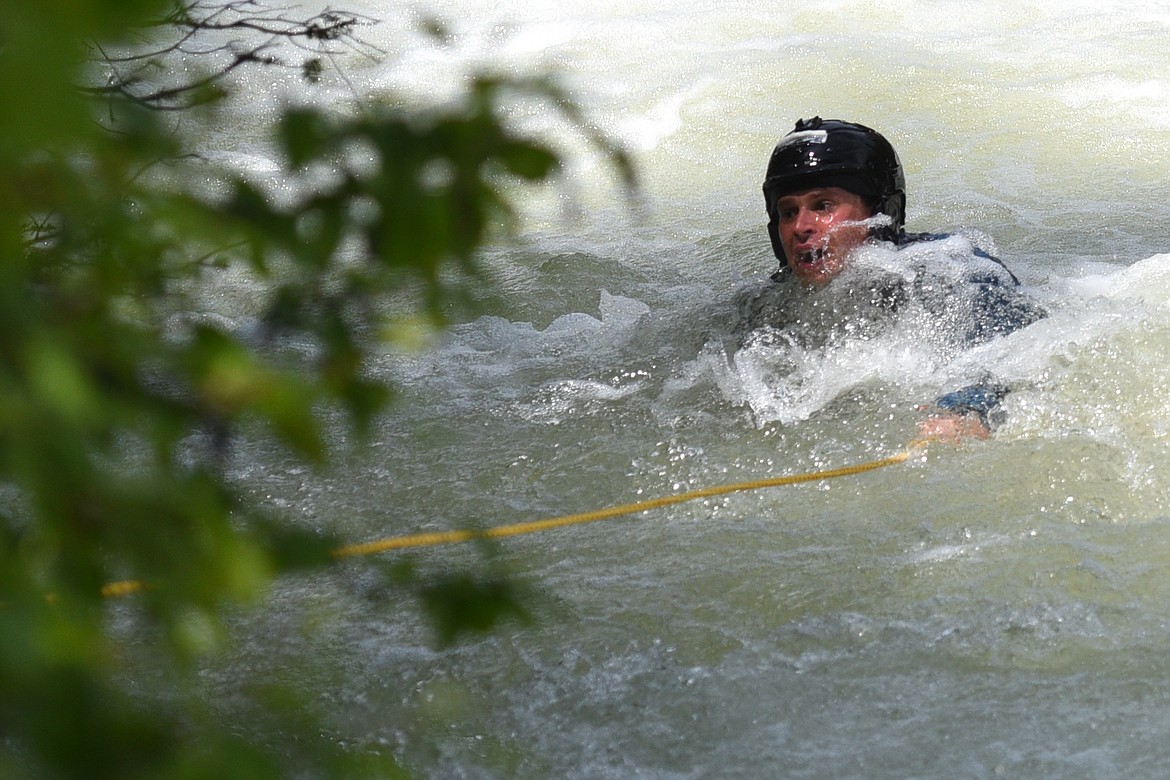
top-left (750, 116), bottom-right (1045, 440)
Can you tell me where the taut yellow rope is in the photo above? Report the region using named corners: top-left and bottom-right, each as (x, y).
top-left (331, 450), bottom-right (913, 558)
top-left (97, 449), bottom-right (915, 596)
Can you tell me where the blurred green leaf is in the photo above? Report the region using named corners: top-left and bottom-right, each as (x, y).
top-left (0, 0), bottom-right (636, 776)
top-left (419, 573), bottom-right (536, 647)
top-left (280, 108), bottom-right (333, 168)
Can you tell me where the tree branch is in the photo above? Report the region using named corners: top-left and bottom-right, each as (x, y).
top-left (88, 1), bottom-right (384, 110)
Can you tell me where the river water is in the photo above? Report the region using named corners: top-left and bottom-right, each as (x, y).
top-left (193, 1), bottom-right (1170, 777)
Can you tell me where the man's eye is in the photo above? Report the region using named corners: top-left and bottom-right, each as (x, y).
top-left (815, 200), bottom-right (834, 211)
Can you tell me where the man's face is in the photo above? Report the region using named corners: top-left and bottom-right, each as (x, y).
top-left (775, 187), bottom-right (874, 285)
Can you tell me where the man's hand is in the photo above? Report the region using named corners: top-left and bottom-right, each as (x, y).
top-left (916, 411), bottom-right (991, 443)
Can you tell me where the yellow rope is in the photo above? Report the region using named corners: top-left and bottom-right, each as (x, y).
top-left (101, 580), bottom-right (147, 599)
top-left (331, 450), bottom-right (913, 558)
top-left (97, 449), bottom-right (915, 596)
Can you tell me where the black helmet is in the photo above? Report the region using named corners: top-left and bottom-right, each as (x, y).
top-left (763, 117), bottom-right (906, 266)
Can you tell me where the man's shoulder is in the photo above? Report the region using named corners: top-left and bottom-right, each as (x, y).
top-left (897, 231), bottom-right (948, 246)
top-left (897, 230), bottom-right (1021, 285)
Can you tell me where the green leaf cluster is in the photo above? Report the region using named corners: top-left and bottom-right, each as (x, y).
top-left (0, 1), bottom-right (633, 776)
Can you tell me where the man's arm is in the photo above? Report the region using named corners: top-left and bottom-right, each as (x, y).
top-left (918, 383), bottom-right (1010, 442)
top-left (922, 255), bottom-right (1044, 441)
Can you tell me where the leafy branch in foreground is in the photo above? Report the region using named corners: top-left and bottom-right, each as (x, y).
top-left (0, 1), bottom-right (634, 778)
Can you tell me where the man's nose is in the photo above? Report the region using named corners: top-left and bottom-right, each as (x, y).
top-left (792, 208), bottom-right (817, 234)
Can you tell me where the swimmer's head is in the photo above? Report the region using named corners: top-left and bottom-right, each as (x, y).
top-left (763, 118), bottom-right (906, 274)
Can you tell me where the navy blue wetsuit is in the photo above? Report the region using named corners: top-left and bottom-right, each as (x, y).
top-left (898, 233), bottom-right (1045, 427)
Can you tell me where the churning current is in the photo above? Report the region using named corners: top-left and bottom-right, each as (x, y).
top-left (192, 1), bottom-right (1170, 777)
